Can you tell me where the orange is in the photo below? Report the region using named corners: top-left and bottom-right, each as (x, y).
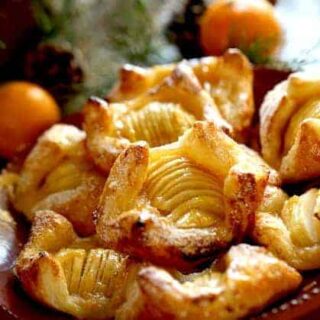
top-left (200, 0), bottom-right (282, 61)
top-left (0, 81), bottom-right (61, 159)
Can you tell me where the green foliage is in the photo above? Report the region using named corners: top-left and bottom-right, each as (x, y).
top-left (32, 0), bottom-right (77, 41)
top-left (107, 0), bottom-right (154, 63)
top-left (31, 0), bottom-right (181, 113)
top-left (265, 39), bottom-right (320, 71)
top-left (240, 38), bottom-right (275, 65)
top-left (238, 36), bottom-right (320, 71)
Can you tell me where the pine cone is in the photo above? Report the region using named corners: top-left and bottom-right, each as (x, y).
top-left (167, 0), bottom-right (207, 58)
top-left (24, 44), bottom-right (84, 106)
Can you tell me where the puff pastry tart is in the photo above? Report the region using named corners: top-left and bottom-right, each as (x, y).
top-left (14, 124), bottom-right (105, 236)
top-left (15, 210), bottom-right (138, 319)
top-left (83, 63), bottom-right (231, 173)
top-left (260, 72), bottom-right (320, 183)
top-left (96, 121), bottom-right (278, 270)
top-left (253, 186), bottom-right (320, 270)
top-left (108, 49), bottom-right (254, 140)
top-left (117, 244), bottom-right (302, 320)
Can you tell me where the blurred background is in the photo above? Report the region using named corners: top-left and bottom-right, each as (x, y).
top-left (0, 0), bottom-right (319, 115)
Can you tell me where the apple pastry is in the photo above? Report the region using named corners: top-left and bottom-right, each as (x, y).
top-left (83, 62), bottom-right (231, 173)
top-left (108, 49), bottom-right (254, 140)
top-left (117, 244), bottom-right (301, 320)
top-left (13, 124), bottom-right (105, 236)
top-left (15, 210), bottom-right (139, 319)
top-left (253, 186), bottom-right (320, 270)
top-left (260, 72), bottom-right (320, 183)
top-left (96, 121), bottom-right (278, 270)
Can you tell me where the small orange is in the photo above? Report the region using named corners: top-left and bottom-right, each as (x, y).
top-left (0, 81), bottom-right (61, 159)
top-left (200, 0), bottom-right (282, 61)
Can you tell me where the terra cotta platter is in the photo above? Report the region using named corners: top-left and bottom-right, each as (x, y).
top-left (1, 0), bottom-right (320, 317)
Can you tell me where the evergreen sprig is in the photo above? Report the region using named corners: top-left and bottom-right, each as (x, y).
top-left (31, 0), bottom-right (181, 113)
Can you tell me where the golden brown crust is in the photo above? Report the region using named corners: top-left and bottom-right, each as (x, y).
top-left (253, 187), bottom-right (320, 270)
top-left (15, 210), bottom-right (138, 319)
top-left (260, 72), bottom-right (320, 183)
top-left (108, 49), bottom-right (254, 140)
top-left (190, 49), bottom-right (254, 138)
top-left (280, 119), bottom-right (320, 181)
top-left (13, 124), bottom-right (105, 236)
top-left (101, 208), bottom-right (231, 271)
top-left (107, 63), bottom-right (173, 103)
top-left (96, 121), bottom-right (276, 271)
top-left (82, 97), bottom-right (131, 173)
top-left (116, 244), bottom-right (302, 320)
